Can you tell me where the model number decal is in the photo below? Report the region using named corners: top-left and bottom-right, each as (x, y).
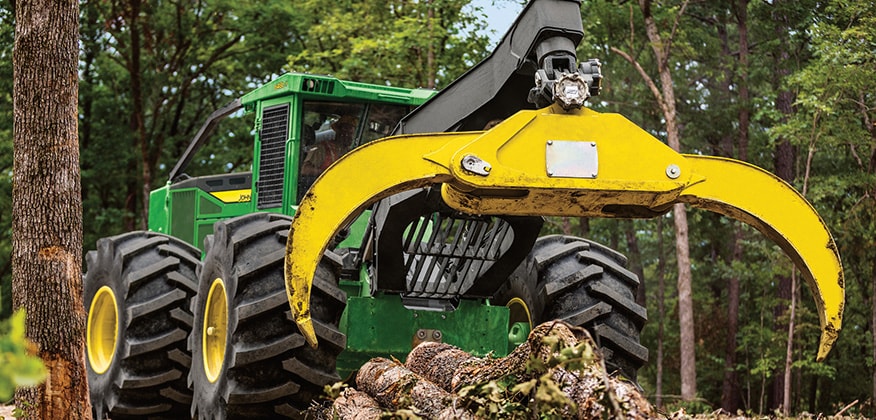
top-left (210, 189), bottom-right (252, 204)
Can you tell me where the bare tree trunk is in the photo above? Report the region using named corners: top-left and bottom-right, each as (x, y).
top-left (872, 258), bottom-right (876, 419)
top-left (425, 0), bottom-right (436, 89)
top-left (771, 1), bottom-right (797, 409)
top-left (640, 0), bottom-right (696, 401)
top-left (722, 225), bottom-right (743, 412)
top-left (655, 217), bottom-right (666, 409)
top-left (782, 271), bottom-right (797, 415)
top-left (613, 0), bottom-right (694, 400)
top-left (579, 217), bottom-right (590, 238)
top-left (12, 0), bottom-right (90, 418)
top-left (722, 1), bottom-right (749, 411)
top-left (623, 220), bottom-right (646, 306)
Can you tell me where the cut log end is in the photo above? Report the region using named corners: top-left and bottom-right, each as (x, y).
top-left (325, 321), bottom-right (655, 419)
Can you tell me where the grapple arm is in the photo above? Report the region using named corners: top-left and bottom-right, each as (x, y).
top-left (285, 106), bottom-right (843, 360)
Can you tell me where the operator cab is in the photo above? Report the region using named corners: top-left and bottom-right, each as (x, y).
top-left (148, 73), bottom-right (435, 249)
top-left (297, 101), bottom-right (410, 202)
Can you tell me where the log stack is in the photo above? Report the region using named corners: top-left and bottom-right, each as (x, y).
top-left (317, 321), bottom-right (657, 419)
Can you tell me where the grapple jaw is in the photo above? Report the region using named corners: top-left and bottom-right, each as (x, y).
top-left (284, 105), bottom-right (844, 360)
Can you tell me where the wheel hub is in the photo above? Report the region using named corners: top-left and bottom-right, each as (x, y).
top-left (506, 297), bottom-right (532, 328)
top-left (203, 278), bottom-right (228, 383)
top-left (87, 286), bottom-right (119, 374)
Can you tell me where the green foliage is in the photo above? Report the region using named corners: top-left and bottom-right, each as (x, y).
top-left (286, 0), bottom-right (490, 89)
top-left (456, 335), bottom-right (596, 418)
top-left (0, 310), bottom-right (46, 403)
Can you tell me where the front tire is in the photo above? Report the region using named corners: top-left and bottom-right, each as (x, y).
top-left (84, 232), bottom-right (200, 419)
top-left (189, 213), bottom-right (347, 419)
top-left (535, 235), bottom-right (648, 380)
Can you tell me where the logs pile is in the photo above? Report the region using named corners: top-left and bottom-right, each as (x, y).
top-left (315, 321), bottom-right (657, 419)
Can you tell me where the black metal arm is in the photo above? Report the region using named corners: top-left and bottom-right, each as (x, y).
top-left (393, 0), bottom-right (599, 134)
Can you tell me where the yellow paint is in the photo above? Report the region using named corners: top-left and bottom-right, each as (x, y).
top-left (677, 156), bottom-right (844, 360)
top-left (87, 286), bottom-right (118, 374)
top-left (203, 278), bottom-right (228, 383)
top-left (210, 189), bottom-right (252, 204)
top-left (284, 105), bottom-right (844, 360)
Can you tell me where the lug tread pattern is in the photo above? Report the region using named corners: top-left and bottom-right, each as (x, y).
top-left (227, 381), bottom-right (301, 405)
top-left (535, 235), bottom-right (647, 380)
top-left (126, 327), bottom-right (188, 358)
top-left (558, 301), bottom-right (612, 326)
top-left (233, 334), bottom-right (306, 366)
top-left (592, 323), bottom-right (649, 366)
top-left (190, 213), bottom-right (347, 419)
top-left (84, 232), bottom-right (200, 420)
top-left (586, 281), bottom-right (648, 326)
top-left (120, 369), bottom-right (182, 389)
top-left (236, 288), bottom-right (287, 320)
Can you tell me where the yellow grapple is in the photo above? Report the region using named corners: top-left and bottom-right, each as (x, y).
top-left (284, 105), bottom-right (844, 361)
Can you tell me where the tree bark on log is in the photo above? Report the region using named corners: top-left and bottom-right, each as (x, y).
top-left (355, 357), bottom-right (475, 419)
top-left (328, 388), bottom-right (383, 420)
top-left (325, 321), bottom-right (656, 419)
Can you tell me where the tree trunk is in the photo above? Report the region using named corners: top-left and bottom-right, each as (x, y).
top-left (11, 0), bottom-right (89, 418)
top-left (782, 272), bottom-right (798, 415)
top-left (638, 0), bottom-right (696, 401)
top-left (722, 225), bottom-right (743, 412)
top-left (623, 220), bottom-right (646, 307)
top-left (126, 0), bottom-right (152, 229)
top-left (770, 1), bottom-right (797, 410)
top-left (872, 256), bottom-right (876, 419)
top-left (721, 1), bottom-right (749, 411)
top-left (655, 217), bottom-right (666, 409)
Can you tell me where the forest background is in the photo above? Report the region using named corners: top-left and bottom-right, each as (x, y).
top-left (1, 0), bottom-right (874, 416)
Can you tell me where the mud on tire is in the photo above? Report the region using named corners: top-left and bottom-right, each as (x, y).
top-left (189, 213), bottom-right (347, 419)
top-left (84, 232), bottom-right (201, 419)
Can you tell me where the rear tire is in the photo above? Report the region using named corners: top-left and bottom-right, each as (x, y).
top-left (189, 213), bottom-right (347, 419)
top-left (84, 232), bottom-right (200, 419)
top-left (534, 235), bottom-right (648, 380)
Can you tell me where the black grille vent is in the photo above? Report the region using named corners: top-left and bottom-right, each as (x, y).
top-left (257, 104), bottom-right (289, 209)
top-left (403, 215), bottom-right (513, 299)
top-left (302, 78), bottom-right (335, 94)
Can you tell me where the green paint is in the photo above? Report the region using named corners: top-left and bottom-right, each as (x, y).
top-left (337, 295), bottom-right (511, 377)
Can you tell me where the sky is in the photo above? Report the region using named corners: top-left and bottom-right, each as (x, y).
top-left (471, 0), bottom-right (525, 46)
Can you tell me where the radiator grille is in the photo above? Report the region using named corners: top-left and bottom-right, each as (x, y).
top-left (403, 215), bottom-right (513, 299)
top-left (257, 104), bottom-right (289, 209)
top-left (170, 190), bottom-right (196, 245)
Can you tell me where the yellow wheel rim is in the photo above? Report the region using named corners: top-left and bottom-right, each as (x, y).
top-left (202, 278), bottom-right (228, 383)
top-left (87, 286), bottom-right (118, 374)
top-left (506, 297), bottom-right (532, 328)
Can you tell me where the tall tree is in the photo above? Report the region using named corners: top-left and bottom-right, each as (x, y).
top-left (12, 0), bottom-right (89, 417)
top-left (612, 0), bottom-right (696, 401)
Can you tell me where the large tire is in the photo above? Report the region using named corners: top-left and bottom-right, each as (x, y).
top-left (534, 235), bottom-right (648, 380)
top-left (84, 232), bottom-right (201, 419)
top-left (494, 234), bottom-right (647, 380)
top-left (190, 213), bottom-right (347, 419)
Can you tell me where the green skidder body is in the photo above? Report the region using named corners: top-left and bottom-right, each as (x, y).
top-left (141, 72), bottom-right (521, 398)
